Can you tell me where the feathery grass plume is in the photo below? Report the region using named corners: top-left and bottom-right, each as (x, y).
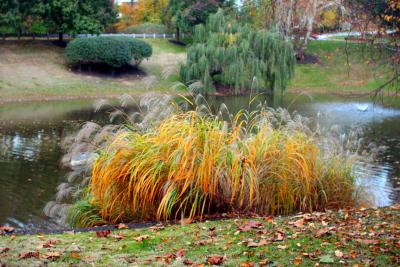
top-left (84, 105), bottom-right (356, 226)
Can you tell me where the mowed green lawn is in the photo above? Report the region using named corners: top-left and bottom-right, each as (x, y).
top-left (0, 39), bottom-right (395, 103)
top-left (289, 41), bottom-right (395, 93)
top-left (0, 39), bottom-right (185, 103)
top-left (0, 207), bottom-right (399, 266)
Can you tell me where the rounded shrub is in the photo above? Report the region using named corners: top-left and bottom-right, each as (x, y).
top-left (65, 36), bottom-right (152, 68)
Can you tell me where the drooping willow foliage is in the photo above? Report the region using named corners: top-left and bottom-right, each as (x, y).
top-left (180, 9), bottom-right (296, 95)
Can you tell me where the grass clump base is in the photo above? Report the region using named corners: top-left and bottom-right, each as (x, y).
top-left (72, 106), bottom-right (356, 227)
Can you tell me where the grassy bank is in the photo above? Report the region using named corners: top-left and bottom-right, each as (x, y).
top-left (0, 39), bottom-right (396, 104)
top-left (0, 206), bottom-right (399, 266)
top-left (0, 39), bottom-right (185, 104)
top-left (289, 41), bottom-right (395, 94)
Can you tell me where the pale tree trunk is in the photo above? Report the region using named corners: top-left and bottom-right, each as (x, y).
top-left (301, 0), bottom-right (318, 53)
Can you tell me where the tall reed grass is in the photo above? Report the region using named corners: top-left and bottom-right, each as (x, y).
top-left (72, 106), bottom-right (355, 226)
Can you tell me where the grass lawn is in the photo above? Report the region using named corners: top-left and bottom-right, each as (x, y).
top-left (288, 41), bottom-right (396, 94)
top-left (0, 39), bottom-right (397, 104)
top-left (0, 206), bottom-right (399, 266)
top-left (0, 39), bottom-right (185, 103)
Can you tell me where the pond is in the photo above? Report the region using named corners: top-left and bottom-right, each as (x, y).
top-left (0, 94), bottom-right (399, 230)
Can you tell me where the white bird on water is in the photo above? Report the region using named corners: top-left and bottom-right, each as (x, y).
top-left (355, 103), bottom-right (369, 112)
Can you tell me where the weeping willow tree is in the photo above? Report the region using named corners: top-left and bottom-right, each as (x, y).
top-left (180, 9), bottom-right (296, 95)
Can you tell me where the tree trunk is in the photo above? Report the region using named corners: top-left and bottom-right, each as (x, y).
top-left (299, 0), bottom-right (317, 57)
top-left (176, 27), bottom-right (180, 42)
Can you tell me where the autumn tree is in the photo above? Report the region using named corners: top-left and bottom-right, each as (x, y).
top-left (167, 0), bottom-right (234, 41)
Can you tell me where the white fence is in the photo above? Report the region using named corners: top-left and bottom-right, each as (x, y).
top-left (1, 33), bottom-right (185, 40)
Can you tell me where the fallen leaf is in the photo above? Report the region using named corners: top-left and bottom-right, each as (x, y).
top-left (0, 248), bottom-right (10, 254)
top-left (355, 239), bottom-right (379, 245)
top-left (0, 226), bottom-right (14, 233)
top-left (277, 245), bottom-right (287, 250)
top-left (149, 225), bottom-right (165, 232)
top-left (180, 217), bottom-right (193, 226)
top-left (335, 250), bottom-right (344, 258)
top-left (96, 229), bottom-right (111, 238)
top-left (289, 219), bottom-right (304, 228)
top-left (240, 262), bottom-right (255, 267)
top-left (294, 256), bottom-right (302, 266)
top-left (135, 235), bottom-right (150, 242)
top-left (19, 251), bottom-right (40, 259)
top-left (116, 223), bottom-right (129, 229)
top-left (165, 253), bottom-right (176, 264)
top-left (315, 228), bottom-right (330, 238)
top-left (69, 252), bottom-right (81, 259)
top-left (43, 251), bottom-right (61, 260)
top-left (207, 255), bottom-right (224, 265)
top-left (176, 249), bottom-right (186, 258)
top-left (183, 258), bottom-right (194, 265)
top-left (274, 231), bottom-right (285, 241)
top-left (247, 239), bottom-right (269, 248)
top-left (111, 233), bottom-right (126, 240)
top-left (238, 221), bottom-right (263, 231)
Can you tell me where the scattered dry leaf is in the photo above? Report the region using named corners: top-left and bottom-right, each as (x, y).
top-left (19, 251), bottom-right (39, 259)
top-left (207, 255), bottom-right (224, 265)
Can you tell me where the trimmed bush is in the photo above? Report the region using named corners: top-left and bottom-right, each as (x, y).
top-left (123, 23), bottom-right (170, 34)
top-left (64, 36), bottom-right (152, 68)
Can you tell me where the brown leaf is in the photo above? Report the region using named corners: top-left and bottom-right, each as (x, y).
top-left (0, 226), bottom-right (14, 233)
top-left (43, 251), bottom-right (61, 260)
top-left (207, 255), bottom-right (224, 265)
top-left (180, 217), bottom-right (193, 226)
top-left (274, 231), bottom-right (285, 241)
top-left (294, 256), bottom-right (302, 266)
top-left (183, 258), bottom-right (194, 265)
top-left (164, 253), bottom-right (176, 264)
top-left (240, 262), bottom-right (255, 267)
top-left (238, 221), bottom-right (263, 231)
top-left (247, 239), bottom-right (269, 248)
top-left (335, 250), bottom-right (344, 258)
top-left (116, 223), bottom-right (129, 229)
top-left (96, 229), bottom-right (111, 238)
top-left (315, 228), bottom-right (330, 238)
top-left (135, 234), bottom-right (150, 242)
top-left (111, 233), bottom-right (126, 240)
top-left (176, 249), bottom-right (186, 258)
top-left (355, 239), bottom-right (379, 245)
top-left (150, 225), bottom-right (165, 232)
top-left (19, 251), bottom-right (39, 259)
top-left (196, 239), bottom-right (213, 245)
top-left (69, 252), bottom-right (81, 259)
top-left (289, 219), bottom-right (304, 228)
top-left (349, 250), bottom-right (357, 259)
top-left (0, 248), bottom-right (10, 254)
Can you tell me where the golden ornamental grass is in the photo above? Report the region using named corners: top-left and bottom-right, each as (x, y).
top-left (89, 110), bottom-right (355, 224)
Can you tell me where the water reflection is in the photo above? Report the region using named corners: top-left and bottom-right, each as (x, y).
top-left (0, 94), bottom-right (399, 230)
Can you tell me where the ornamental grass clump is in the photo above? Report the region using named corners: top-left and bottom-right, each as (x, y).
top-left (81, 108), bottom-right (355, 226)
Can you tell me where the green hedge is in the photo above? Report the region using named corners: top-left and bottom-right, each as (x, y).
top-left (64, 36), bottom-right (152, 68)
top-left (123, 23), bottom-right (170, 34)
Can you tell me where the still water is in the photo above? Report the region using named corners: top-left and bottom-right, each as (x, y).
top-left (0, 94), bottom-right (399, 230)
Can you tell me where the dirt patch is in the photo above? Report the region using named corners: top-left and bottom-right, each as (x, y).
top-left (70, 64), bottom-right (147, 79)
top-left (168, 39), bottom-right (188, 47)
top-left (296, 53), bottom-right (321, 65)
